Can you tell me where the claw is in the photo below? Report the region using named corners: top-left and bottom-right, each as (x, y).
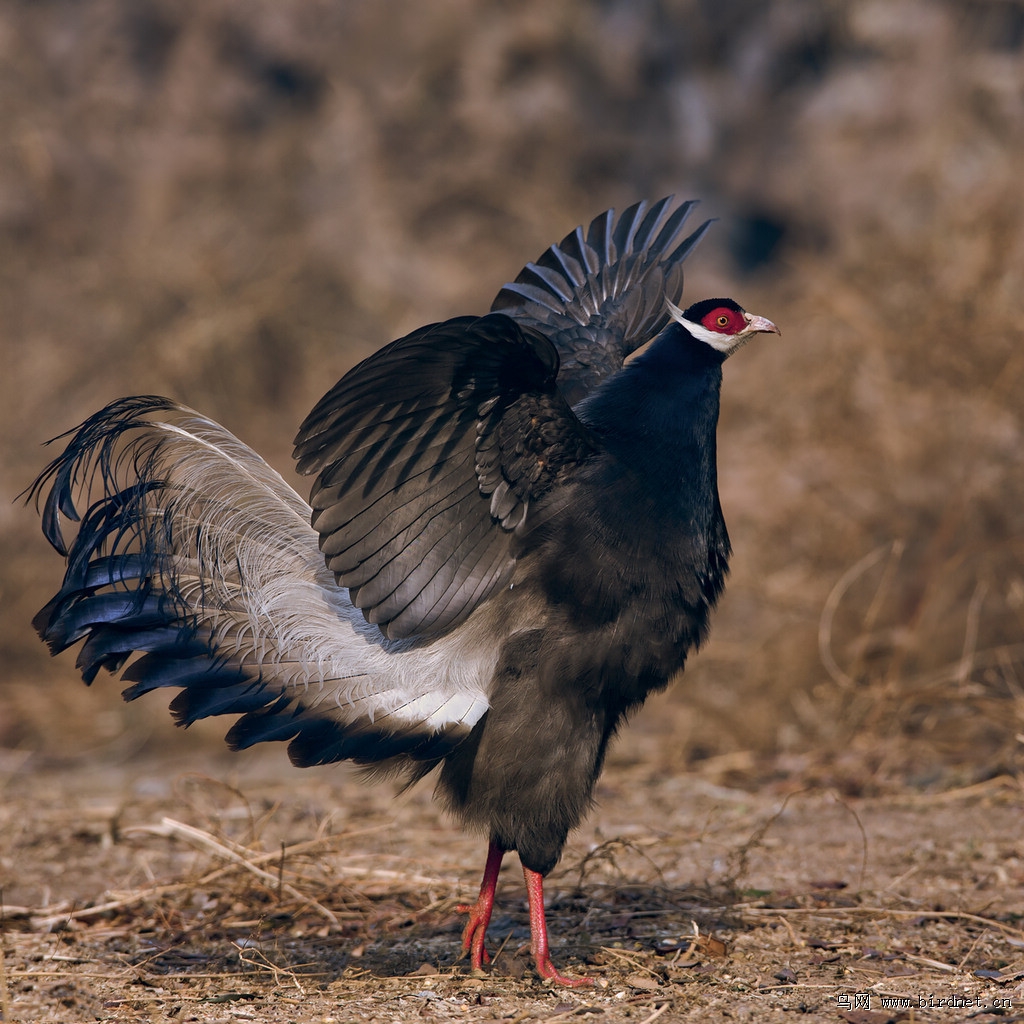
top-left (534, 954), bottom-right (595, 987)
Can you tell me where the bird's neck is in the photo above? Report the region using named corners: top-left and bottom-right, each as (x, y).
top-left (580, 323), bottom-right (725, 493)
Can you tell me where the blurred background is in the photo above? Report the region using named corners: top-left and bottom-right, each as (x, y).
top-left (1, 0), bottom-right (1022, 791)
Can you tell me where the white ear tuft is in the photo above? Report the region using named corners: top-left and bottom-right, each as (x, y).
top-left (666, 297), bottom-right (687, 325)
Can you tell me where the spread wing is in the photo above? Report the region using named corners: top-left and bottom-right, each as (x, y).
top-left (492, 196), bottom-right (713, 405)
top-left (293, 313), bottom-right (596, 640)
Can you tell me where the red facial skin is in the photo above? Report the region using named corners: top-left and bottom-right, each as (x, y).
top-left (701, 307), bottom-right (746, 335)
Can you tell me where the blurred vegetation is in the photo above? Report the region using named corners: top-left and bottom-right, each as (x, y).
top-left (1, 0), bottom-right (1022, 784)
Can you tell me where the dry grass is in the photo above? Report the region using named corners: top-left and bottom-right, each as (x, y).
top-left (4, 759), bottom-right (1024, 1021)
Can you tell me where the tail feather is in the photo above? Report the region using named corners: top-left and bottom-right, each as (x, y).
top-left (39, 591), bottom-right (171, 654)
top-left (164, 679), bottom-right (276, 726)
top-left (28, 397), bottom-right (495, 771)
top-left (76, 626), bottom-right (200, 684)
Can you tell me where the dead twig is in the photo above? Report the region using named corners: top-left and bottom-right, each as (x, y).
top-left (637, 1003), bottom-right (672, 1024)
top-left (737, 905), bottom-right (1024, 942)
top-left (234, 943), bottom-right (315, 994)
top-left (819, 543), bottom-right (893, 690)
top-left (125, 817), bottom-right (337, 924)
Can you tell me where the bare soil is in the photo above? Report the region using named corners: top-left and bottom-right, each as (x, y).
top-left (3, 716), bottom-right (1024, 1024)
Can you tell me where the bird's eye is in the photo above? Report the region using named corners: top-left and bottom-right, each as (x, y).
top-left (716, 315), bottom-right (729, 327)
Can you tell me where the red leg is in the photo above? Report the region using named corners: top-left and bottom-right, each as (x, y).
top-left (457, 840), bottom-right (504, 969)
top-left (523, 866), bottom-right (594, 986)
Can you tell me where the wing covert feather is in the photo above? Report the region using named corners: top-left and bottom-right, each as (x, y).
top-left (294, 313), bottom-right (596, 639)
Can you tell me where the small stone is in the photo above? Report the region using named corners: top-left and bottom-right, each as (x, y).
top-left (625, 974), bottom-right (660, 991)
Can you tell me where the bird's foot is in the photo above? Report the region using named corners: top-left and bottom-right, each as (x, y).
top-left (457, 840), bottom-right (505, 970)
top-left (457, 898), bottom-right (492, 968)
top-left (522, 865), bottom-right (594, 986)
top-left (533, 953), bottom-right (594, 987)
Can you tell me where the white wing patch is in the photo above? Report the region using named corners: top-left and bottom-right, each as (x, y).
top-left (106, 409), bottom-right (499, 742)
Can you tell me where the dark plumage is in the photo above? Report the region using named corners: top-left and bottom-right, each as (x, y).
top-left (28, 198), bottom-right (779, 985)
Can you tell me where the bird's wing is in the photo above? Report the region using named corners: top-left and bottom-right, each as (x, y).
top-left (293, 313), bottom-right (596, 640)
top-left (491, 197), bottom-right (713, 405)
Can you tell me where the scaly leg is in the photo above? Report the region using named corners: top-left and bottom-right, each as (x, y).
top-left (523, 866), bottom-right (594, 986)
top-left (457, 840), bottom-right (504, 969)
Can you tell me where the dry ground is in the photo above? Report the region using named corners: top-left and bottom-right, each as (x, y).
top-left (4, 715), bottom-right (1024, 1024)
